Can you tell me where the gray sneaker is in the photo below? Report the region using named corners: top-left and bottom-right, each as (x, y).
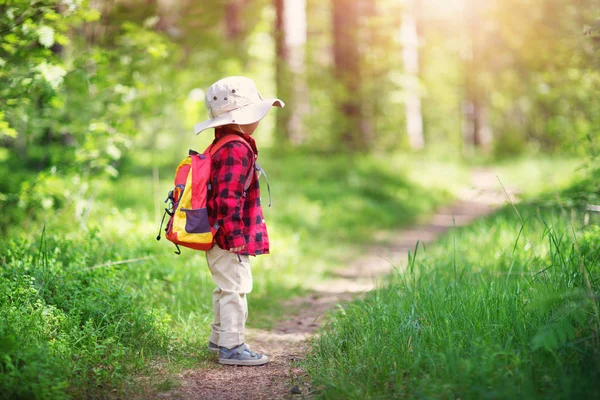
top-left (218, 344), bottom-right (269, 366)
top-left (208, 341), bottom-right (220, 353)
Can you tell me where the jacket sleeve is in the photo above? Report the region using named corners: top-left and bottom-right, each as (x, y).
top-left (212, 142), bottom-right (253, 249)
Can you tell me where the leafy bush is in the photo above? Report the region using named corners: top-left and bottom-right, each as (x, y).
top-left (0, 229), bottom-right (173, 399)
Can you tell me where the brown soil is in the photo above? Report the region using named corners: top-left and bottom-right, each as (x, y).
top-left (165, 169), bottom-right (515, 400)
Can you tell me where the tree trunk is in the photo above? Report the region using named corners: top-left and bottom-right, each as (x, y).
top-left (400, 0), bottom-right (424, 150)
top-left (462, 0), bottom-right (492, 152)
top-left (332, 0), bottom-right (365, 151)
top-left (225, 0), bottom-right (243, 41)
top-left (156, 0), bottom-right (179, 36)
top-left (274, 0), bottom-right (308, 146)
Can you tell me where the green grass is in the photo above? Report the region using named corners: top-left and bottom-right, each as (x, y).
top-left (0, 150), bottom-right (461, 399)
top-left (487, 156), bottom-right (584, 198)
top-left (0, 229), bottom-right (185, 399)
top-left (0, 150), bottom-right (588, 398)
top-left (305, 183), bottom-right (600, 399)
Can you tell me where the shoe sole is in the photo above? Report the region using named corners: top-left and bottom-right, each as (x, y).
top-left (219, 356), bottom-right (270, 366)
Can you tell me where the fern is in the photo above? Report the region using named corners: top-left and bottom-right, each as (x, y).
top-left (532, 299), bottom-right (590, 351)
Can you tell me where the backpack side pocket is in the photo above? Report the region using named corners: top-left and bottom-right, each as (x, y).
top-left (181, 208), bottom-right (211, 234)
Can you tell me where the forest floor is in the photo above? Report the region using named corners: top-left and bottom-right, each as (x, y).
top-left (165, 169), bottom-right (517, 400)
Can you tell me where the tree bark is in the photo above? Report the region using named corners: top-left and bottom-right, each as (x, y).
top-left (462, 0), bottom-right (492, 152)
top-left (400, 0), bottom-right (424, 150)
top-left (274, 0), bottom-right (308, 146)
top-left (225, 0), bottom-right (243, 40)
top-left (332, 0), bottom-right (365, 151)
top-left (156, 0), bottom-right (179, 36)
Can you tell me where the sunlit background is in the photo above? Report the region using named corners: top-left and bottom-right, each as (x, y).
top-left (2, 0), bottom-right (598, 178)
top-left (1, 0), bottom-right (600, 398)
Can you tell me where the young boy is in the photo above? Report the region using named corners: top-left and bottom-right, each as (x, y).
top-left (193, 76), bottom-right (284, 366)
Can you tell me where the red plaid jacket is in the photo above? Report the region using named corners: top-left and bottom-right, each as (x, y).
top-left (207, 127), bottom-right (269, 256)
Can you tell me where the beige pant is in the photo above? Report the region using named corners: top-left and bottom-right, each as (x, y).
top-left (206, 245), bottom-right (253, 349)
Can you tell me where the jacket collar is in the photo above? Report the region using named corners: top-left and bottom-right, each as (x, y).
top-left (214, 127), bottom-right (258, 155)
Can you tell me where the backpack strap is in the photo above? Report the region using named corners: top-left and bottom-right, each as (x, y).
top-left (208, 135), bottom-right (256, 193)
top-left (254, 162), bottom-right (272, 207)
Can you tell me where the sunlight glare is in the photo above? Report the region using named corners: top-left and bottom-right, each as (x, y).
top-left (423, 0), bottom-right (466, 17)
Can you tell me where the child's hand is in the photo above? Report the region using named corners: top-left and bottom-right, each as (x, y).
top-left (229, 245), bottom-right (245, 253)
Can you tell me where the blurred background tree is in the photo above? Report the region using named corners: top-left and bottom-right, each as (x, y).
top-left (274, 0), bottom-right (308, 147)
top-left (1, 0), bottom-right (599, 229)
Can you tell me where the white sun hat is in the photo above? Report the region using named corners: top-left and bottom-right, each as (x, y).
top-left (193, 76), bottom-right (285, 135)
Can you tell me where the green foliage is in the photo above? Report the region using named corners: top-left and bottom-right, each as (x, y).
top-left (263, 150), bottom-right (457, 244)
top-left (0, 0), bottom-right (599, 396)
top-left (305, 192), bottom-right (600, 399)
top-left (481, 0), bottom-right (600, 157)
top-left (416, 0), bottom-right (600, 157)
top-left (0, 148), bottom-right (459, 397)
top-left (0, 228), bottom-right (178, 398)
top-left (0, 0), bottom-right (185, 232)
top-left (0, 1), bottom-right (94, 144)
top-left (2, 0), bottom-right (598, 231)
top-left (530, 293), bottom-right (589, 351)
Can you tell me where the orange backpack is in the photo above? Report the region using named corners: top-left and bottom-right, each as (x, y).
top-left (156, 135), bottom-right (254, 254)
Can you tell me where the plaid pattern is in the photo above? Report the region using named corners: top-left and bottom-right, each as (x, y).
top-left (207, 127), bottom-right (269, 256)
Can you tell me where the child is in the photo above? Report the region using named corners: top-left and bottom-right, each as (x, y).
top-left (193, 76), bottom-right (284, 366)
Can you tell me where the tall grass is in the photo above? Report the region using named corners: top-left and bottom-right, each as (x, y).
top-left (0, 151), bottom-right (459, 398)
top-left (1, 151), bottom-right (585, 398)
top-left (0, 228), bottom-right (181, 399)
top-left (306, 201), bottom-right (600, 399)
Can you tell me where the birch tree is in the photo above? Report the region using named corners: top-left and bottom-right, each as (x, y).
top-left (400, 0), bottom-right (424, 150)
top-left (275, 0), bottom-right (308, 145)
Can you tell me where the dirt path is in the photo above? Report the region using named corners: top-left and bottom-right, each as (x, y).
top-left (170, 169), bottom-right (515, 400)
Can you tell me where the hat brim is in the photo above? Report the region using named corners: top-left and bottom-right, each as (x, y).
top-left (194, 98), bottom-right (284, 135)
